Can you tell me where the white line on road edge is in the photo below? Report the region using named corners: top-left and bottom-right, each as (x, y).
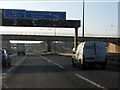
top-left (0, 73), bottom-right (7, 79)
top-left (54, 63), bottom-right (64, 69)
top-left (1, 73), bottom-right (7, 76)
top-left (3, 83), bottom-right (9, 88)
top-left (8, 56), bottom-right (27, 72)
top-left (75, 73), bottom-right (108, 90)
top-left (1, 56), bottom-right (27, 88)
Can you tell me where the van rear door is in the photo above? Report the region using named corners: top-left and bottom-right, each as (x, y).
top-left (95, 42), bottom-right (106, 61)
top-left (84, 43), bottom-right (95, 60)
top-left (84, 42), bottom-right (106, 62)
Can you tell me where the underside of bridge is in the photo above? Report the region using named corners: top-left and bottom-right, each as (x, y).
top-left (1, 18), bottom-right (81, 52)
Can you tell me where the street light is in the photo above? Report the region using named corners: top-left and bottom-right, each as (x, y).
top-left (82, 0), bottom-right (85, 42)
top-left (54, 28), bottom-right (56, 53)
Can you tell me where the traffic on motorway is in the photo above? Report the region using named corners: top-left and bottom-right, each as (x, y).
top-left (1, 41), bottom-right (119, 89)
top-left (0, 49), bottom-right (11, 67)
top-left (0, 2), bottom-right (119, 89)
top-left (72, 41), bottom-right (107, 69)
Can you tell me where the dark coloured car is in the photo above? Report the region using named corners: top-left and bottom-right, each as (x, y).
top-left (0, 49), bottom-right (11, 67)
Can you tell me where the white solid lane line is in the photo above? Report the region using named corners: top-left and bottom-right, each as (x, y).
top-left (14, 56), bottom-right (27, 66)
top-left (75, 73), bottom-right (108, 90)
top-left (3, 83), bottom-right (9, 88)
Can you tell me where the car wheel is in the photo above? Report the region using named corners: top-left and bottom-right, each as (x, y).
top-left (72, 58), bottom-right (76, 67)
top-left (81, 63), bottom-right (85, 70)
top-left (101, 63), bottom-right (106, 70)
top-left (101, 61), bottom-right (107, 70)
top-left (101, 57), bottom-right (107, 70)
top-left (81, 58), bottom-right (86, 70)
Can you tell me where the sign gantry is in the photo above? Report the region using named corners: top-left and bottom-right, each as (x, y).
top-left (1, 9), bottom-right (81, 48)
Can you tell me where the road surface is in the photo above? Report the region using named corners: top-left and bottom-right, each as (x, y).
top-left (1, 52), bottom-right (119, 89)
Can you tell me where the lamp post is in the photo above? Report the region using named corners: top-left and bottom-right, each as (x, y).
top-left (54, 28), bottom-right (56, 53)
top-left (82, 0), bottom-right (85, 42)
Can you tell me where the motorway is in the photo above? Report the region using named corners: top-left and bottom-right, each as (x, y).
top-left (1, 52), bottom-right (120, 89)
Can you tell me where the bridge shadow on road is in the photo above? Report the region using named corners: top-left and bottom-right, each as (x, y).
top-left (7, 63), bottom-right (120, 75)
top-left (72, 64), bottom-right (120, 73)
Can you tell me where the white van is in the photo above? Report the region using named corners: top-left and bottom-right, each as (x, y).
top-left (72, 41), bottom-right (107, 69)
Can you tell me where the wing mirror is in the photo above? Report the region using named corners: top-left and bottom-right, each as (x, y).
top-left (72, 48), bottom-right (76, 54)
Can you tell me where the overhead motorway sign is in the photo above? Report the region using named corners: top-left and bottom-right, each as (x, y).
top-left (3, 9), bottom-right (25, 18)
top-left (2, 9), bottom-right (66, 20)
top-left (2, 18), bottom-right (80, 28)
top-left (26, 11), bottom-right (66, 20)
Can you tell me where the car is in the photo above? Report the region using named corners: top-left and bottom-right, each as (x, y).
top-left (0, 49), bottom-right (11, 67)
top-left (72, 41), bottom-right (107, 69)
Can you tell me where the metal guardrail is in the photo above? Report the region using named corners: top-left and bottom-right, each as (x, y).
top-left (1, 33), bottom-right (119, 38)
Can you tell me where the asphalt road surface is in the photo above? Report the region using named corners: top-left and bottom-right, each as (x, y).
top-left (1, 52), bottom-right (120, 89)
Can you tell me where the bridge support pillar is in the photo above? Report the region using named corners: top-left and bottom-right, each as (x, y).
top-left (46, 41), bottom-right (51, 52)
top-left (74, 28), bottom-right (78, 49)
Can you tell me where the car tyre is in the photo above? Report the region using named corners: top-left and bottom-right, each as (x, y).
top-left (81, 63), bottom-right (85, 70)
top-left (101, 56), bottom-right (107, 70)
top-left (101, 63), bottom-right (106, 70)
top-left (72, 58), bottom-right (76, 67)
top-left (81, 58), bottom-right (86, 70)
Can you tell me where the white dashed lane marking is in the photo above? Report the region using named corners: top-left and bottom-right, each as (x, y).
top-left (41, 56), bottom-right (53, 63)
top-left (54, 63), bottom-right (64, 69)
top-left (1, 56), bottom-right (27, 79)
top-left (41, 56), bottom-right (64, 69)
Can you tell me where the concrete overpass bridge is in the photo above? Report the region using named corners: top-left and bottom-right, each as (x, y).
top-left (1, 34), bottom-right (120, 45)
top-left (1, 34), bottom-right (120, 54)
